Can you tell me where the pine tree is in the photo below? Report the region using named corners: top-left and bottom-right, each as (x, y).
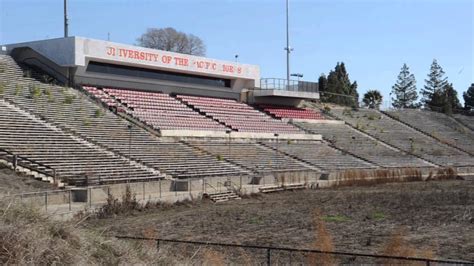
top-left (323, 62), bottom-right (358, 107)
top-left (318, 74), bottom-right (328, 101)
top-left (422, 59), bottom-right (448, 107)
top-left (463, 83), bottom-right (474, 110)
top-left (431, 83), bottom-right (461, 115)
top-left (362, 90), bottom-right (383, 109)
top-left (391, 63), bottom-right (419, 108)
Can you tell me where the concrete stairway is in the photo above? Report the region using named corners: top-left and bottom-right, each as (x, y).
top-left (205, 191), bottom-right (241, 203)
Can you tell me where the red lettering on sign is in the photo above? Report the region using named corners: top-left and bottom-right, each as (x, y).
top-left (174, 57), bottom-right (189, 66)
top-left (223, 64), bottom-right (234, 73)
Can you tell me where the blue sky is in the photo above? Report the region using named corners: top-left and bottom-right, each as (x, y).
top-left (1, 0), bottom-right (473, 106)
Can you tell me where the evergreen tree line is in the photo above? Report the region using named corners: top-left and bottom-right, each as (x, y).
top-left (391, 59), bottom-right (472, 115)
top-left (317, 60), bottom-right (473, 114)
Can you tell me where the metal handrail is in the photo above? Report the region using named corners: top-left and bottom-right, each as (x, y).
top-left (259, 78), bottom-right (319, 93)
top-left (0, 147), bottom-right (56, 180)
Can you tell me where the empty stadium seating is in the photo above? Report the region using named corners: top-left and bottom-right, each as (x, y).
top-left (453, 114), bottom-right (474, 131)
top-left (386, 109), bottom-right (474, 154)
top-left (90, 87), bottom-right (229, 131)
top-left (330, 108), bottom-right (474, 167)
top-left (261, 140), bottom-right (375, 170)
top-left (177, 95), bottom-right (303, 134)
top-left (259, 104), bottom-right (325, 120)
top-left (0, 55), bottom-right (249, 180)
top-left (0, 100), bottom-right (162, 185)
top-left (185, 140), bottom-right (314, 173)
top-left (295, 122), bottom-right (432, 167)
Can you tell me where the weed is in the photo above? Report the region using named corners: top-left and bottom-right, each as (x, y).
top-left (322, 214), bottom-right (350, 222)
top-left (94, 108), bottom-right (103, 118)
top-left (14, 84), bottom-right (22, 96)
top-left (216, 154), bottom-right (223, 161)
top-left (371, 211), bottom-right (386, 220)
top-left (28, 85), bottom-right (42, 99)
top-left (63, 94), bottom-right (75, 104)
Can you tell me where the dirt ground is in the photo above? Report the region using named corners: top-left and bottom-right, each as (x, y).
top-left (86, 180), bottom-right (474, 262)
top-left (0, 165), bottom-right (53, 196)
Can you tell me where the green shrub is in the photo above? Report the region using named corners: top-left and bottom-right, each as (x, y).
top-left (94, 108), bottom-right (103, 118)
top-left (63, 94), bottom-right (75, 104)
top-left (0, 83), bottom-right (5, 95)
top-left (29, 85), bottom-right (42, 99)
top-left (216, 154), bottom-right (223, 161)
top-left (14, 84), bottom-right (22, 96)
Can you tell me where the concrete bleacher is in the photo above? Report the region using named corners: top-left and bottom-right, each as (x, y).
top-left (176, 94), bottom-right (303, 134)
top-left (0, 100), bottom-right (161, 185)
top-left (0, 55), bottom-right (249, 180)
top-left (261, 140), bottom-right (375, 171)
top-left (295, 122), bottom-right (432, 168)
top-left (259, 104), bottom-right (325, 120)
top-left (330, 108), bottom-right (474, 167)
top-left (453, 114), bottom-right (474, 131)
top-left (185, 140), bottom-right (314, 173)
top-left (385, 109), bottom-right (474, 154)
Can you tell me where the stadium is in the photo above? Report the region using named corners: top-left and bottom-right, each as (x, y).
top-left (0, 1), bottom-right (473, 264)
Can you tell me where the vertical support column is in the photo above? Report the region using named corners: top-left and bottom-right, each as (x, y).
top-left (267, 248), bottom-right (271, 266)
top-left (44, 191), bottom-right (48, 212)
top-left (68, 189), bottom-right (72, 211)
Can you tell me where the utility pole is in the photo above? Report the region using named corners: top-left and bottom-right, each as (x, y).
top-left (64, 0), bottom-right (69, 38)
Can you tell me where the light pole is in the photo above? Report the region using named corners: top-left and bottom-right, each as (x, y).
top-left (284, 0), bottom-right (293, 88)
top-left (291, 73), bottom-right (303, 82)
top-left (64, 0), bottom-right (68, 38)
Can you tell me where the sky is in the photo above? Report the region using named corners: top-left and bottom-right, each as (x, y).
top-left (0, 0), bottom-right (473, 106)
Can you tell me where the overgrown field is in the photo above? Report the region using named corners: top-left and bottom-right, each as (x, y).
top-left (1, 180), bottom-right (473, 264)
top-left (87, 180), bottom-right (474, 262)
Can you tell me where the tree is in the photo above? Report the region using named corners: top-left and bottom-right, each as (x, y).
top-left (422, 59), bottom-right (448, 107)
top-left (430, 83), bottom-right (461, 115)
top-left (322, 62), bottom-right (358, 107)
top-left (318, 74), bottom-right (328, 101)
top-left (391, 63), bottom-right (419, 108)
top-left (362, 90), bottom-right (383, 109)
top-left (463, 83), bottom-right (474, 110)
top-left (137, 27), bottom-right (206, 56)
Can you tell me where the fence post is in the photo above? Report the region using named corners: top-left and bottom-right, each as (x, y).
top-left (44, 191), bottom-right (48, 212)
top-left (143, 182), bottom-right (145, 201)
top-left (68, 190), bottom-right (72, 211)
top-left (13, 155), bottom-right (17, 171)
top-left (89, 187), bottom-right (92, 209)
top-left (159, 179), bottom-right (162, 198)
top-left (156, 239), bottom-right (160, 251)
top-left (267, 248), bottom-right (271, 266)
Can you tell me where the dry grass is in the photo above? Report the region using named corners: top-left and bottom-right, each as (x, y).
top-left (380, 229), bottom-right (436, 265)
top-left (307, 209), bottom-right (336, 265)
top-left (0, 201), bottom-right (171, 265)
top-left (203, 249), bottom-right (226, 265)
top-left (335, 168), bottom-right (424, 187)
